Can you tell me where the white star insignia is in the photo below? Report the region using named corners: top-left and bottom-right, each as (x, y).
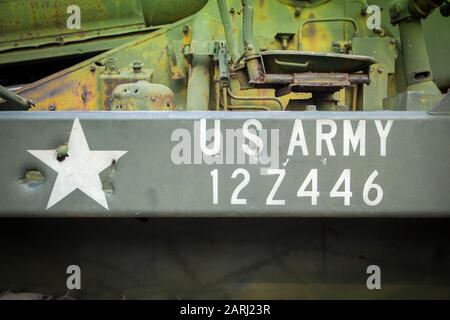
top-left (28, 119), bottom-right (127, 210)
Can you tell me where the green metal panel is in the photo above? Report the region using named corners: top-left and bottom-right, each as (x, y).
top-left (0, 111), bottom-right (449, 217)
top-left (0, 0), bottom-right (208, 64)
top-left (0, 0), bottom-right (146, 49)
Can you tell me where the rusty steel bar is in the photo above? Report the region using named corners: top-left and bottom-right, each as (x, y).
top-left (261, 73), bottom-right (369, 85)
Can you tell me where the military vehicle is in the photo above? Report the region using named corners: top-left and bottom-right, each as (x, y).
top-left (0, 0), bottom-right (449, 300)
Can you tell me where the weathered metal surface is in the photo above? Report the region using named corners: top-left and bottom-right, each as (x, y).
top-left (3, 10), bottom-right (198, 111)
top-left (256, 73), bottom-right (369, 93)
top-left (111, 81), bottom-right (175, 111)
top-left (352, 37), bottom-right (397, 111)
top-left (99, 59), bottom-right (154, 111)
top-left (246, 50), bottom-right (375, 97)
top-left (0, 111), bottom-right (449, 217)
top-left (0, 0), bottom-right (449, 301)
top-left (260, 50), bottom-right (376, 74)
top-left (0, 0), bottom-right (446, 113)
top-left (0, 1), bottom-right (378, 111)
top-left (0, 0), bottom-right (208, 65)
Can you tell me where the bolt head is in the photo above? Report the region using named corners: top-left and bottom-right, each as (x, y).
top-left (19, 170), bottom-right (46, 187)
top-left (132, 60), bottom-right (144, 73)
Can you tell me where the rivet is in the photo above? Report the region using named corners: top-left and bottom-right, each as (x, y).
top-left (18, 170), bottom-right (46, 187)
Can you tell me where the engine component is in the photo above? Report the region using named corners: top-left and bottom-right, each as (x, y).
top-left (111, 81), bottom-right (175, 111)
top-left (99, 58), bottom-right (154, 110)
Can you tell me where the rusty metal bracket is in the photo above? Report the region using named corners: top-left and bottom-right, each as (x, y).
top-left (183, 40), bottom-right (218, 63)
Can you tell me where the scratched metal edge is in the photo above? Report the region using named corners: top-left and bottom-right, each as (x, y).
top-left (0, 110), bottom-right (443, 121)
